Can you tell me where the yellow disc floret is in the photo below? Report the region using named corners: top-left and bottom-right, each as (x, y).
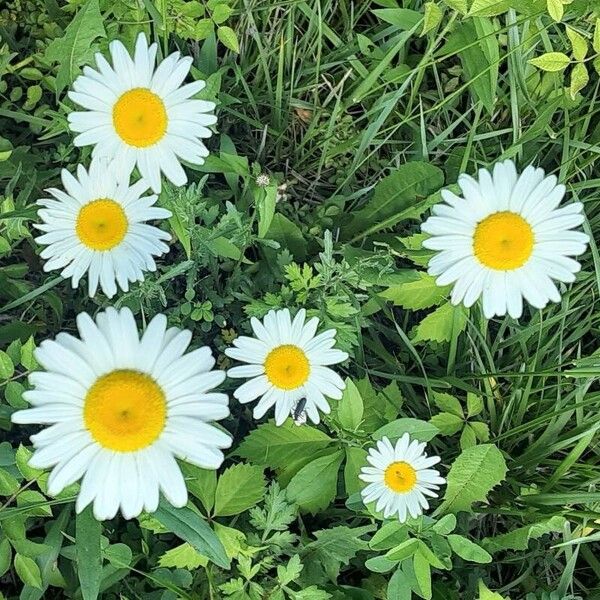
top-left (76, 199), bottom-right (128, 251)
top-left (264, 345), bottom-right (310, 390)
top-left (83, 370), bottom-right (167, 452)
top-left (384, 461), bottom-right (417, 493)
top-left (473, 211), bottom-right (534, 270)
top-left (112, 88), bottom-right (167, 147)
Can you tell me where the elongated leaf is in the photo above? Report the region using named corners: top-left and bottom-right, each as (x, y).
top-left (153, 501), bottom-right (229, 568)
top-left (76, 506), bottom-right (102, 600)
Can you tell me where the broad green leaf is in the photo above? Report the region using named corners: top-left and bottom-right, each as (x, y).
top-left (14, 554), bottom-right (42, 589)
top-left (443, 0), bottom-right (468, 12)
top-left (460, 424), bottom-right (478, 449)
top-left (430, 412), bottom-right (464, 436)
top-left (529, 52), bottom-right (570, 72)
top-left (386, 538), bottom-right (420, 561)
top-left (374, 418), bottom-right (439, 443)
top-left (277, 554), bottom-right (303, 586)
top-left (546, 0), bottom-right (563, 21)
top-left (467, 393), bottom-right (484, 417)
top-left (267, 213), bottom-right (306, 260)
top-left (0, 467), bottom-right (19, 495)
top-left (481, 516), bottom-right (566, 553)
top-left (432, 514), bottom-right (457, 535)
top-left (153, 501), bottom-right (229, 568)
top-left (437, 444), bottom-right (507, 514)
top-left (380, 272), bottom-right (449, 310)
top-left (214, 463), bottom-right (266, 516)
top-left (338, 379), bottom-right (364, 431)
top-left (344, 162), bottom-right (444, 240)
top-left (257, 185), bottom-right (278, 238)
top-left (448, 534), bottom-right (492, 563)
top-left (44, 0), bottom-right (106, 95)
top-left (286, 450), bottom-right (344, 513)
top-left (413, 551), bottom-right (432, 599)
top-left (0, 538), bottom-right (11, 577)
top-left (373, 8), bottom-right (422, 30)
top-left (369, 521), bottom-right (409, 551)
top-left (217, 26), bottom-right (239, 53)
top-left (570, 62), bottom-right (589, 99)
top-left (365, 555), bottom-right (398, 573)
top-left (388, 569), bottom-right (413, 600)
top-left (236, 421), bottom-right (332, 468)
top-left (212, 3), bottom-right (233, 23)
top-left (468, 0), bottom-right (512, 16)
top-left (75, 506), bottom-right (102, 600)
top-left (180, 463), bottom-right (217, 513)
top-left (20, 337), bottom-right (37, 370)
top-left (16, 445), bottom-right (43, 480)
top-left (567, 27), bottom-right (588, 61)
top-left (594, 19), bottom-right (600, 53)
top-left (478, 580), bottom-right (508, 599)
top-left (432, 392), bottom-right (463, 417)
top-left (413, 302), bottom-right (468, 344)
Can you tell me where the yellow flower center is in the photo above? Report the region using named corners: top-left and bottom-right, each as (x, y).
top-left (83, 370), bottom-right (167, 452)
top-left (473, 211), bottom-right (534, 270)
top-left (384, 461), bottom-right (417, 493)
top-left (264, 344), bottom-right (310, 390)
top-left (112, 88), bottom-right (167, 147)
top-left (76, 199), bottom-right (128, 251)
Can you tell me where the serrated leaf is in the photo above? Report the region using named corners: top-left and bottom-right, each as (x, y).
top-left (566, 27), bottom-right (588, 61)
top-left (430, 413), bottom-right (464, 436)
top-left (413, 302), bottom-right (467, 344)
top-left (44, 0), bottom-right (106, 95)
top-left (0, 467), bottom-right (19, 495)
top-left (529, 51), bottom-right (570, 72)
top-left (443, 0), bottom-right (468, 12)
top-left (437, 444), bottom-right (507, 514)
top-left (75, 506), bottom-right (102, 600)
top-left (380, 272), bottom-right (449, 310)
top-left (0, 350), bottom-right (14, 379)
top-left (374, 418), bottom-right (439, 443)
top-left (570, 62), bottom-right (589, 99)
top-left (466, 393), bottom-right (484, 418)
top-left (468, 0), bottom-right (512, 16)
top-left (217, 25), bottom-right (239, 53)
top-left (481, 516), bottom-right (566, 553)
top-left (214, 463), bottom-right (266, 517)
top-left (338, 379), bottom-right (363, 431)
top-left (422, 2), bottom-right (443, 36)
top-left (432, 392), bottom-right (463, 417)
top-left (547, 0), bottom-right (563, 22)
top-left (158, 543), bottom-right (207, 569)
top-left (236, 421), bottom-right (332, 469)
top-left (286, 450), bottom-right (344, 513)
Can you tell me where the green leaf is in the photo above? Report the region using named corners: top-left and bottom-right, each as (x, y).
top-left (529, 52), bottom-right (570, 72)
top-left (0, 538), bottom-right (11, 577)
top-left (477, 580), bottom-right (508, 599)
top-left (345, 162), bottom-right (444, 240)
top-left (594, 19), bottom-right (600, 53)
top-left (432, 514), bottom-right (457, 535)
top-left (413, 302), bottom-right (467, 344)
top-left (14, 554), bottom-right (42, 589)
top-left (566, 27), bottom-right (588, 61)
top-left (468, 0), bottom-right (512, 16)
top-left (448, 534), bottom-right (492, 563)
top-left (388, 569), bottom-right (413, 600)
top-left (44, 0), bottom-right (106, 95)
top-left (338, 379), bottom-right (364, 431)
top-left (158, 543), bottom-right (207, 569)
top-left (481, 516), bottom-right (566, 553)
top-left (75, 506), bottom-right (102, 600)
top-left (430, 412), bottom-right (464, 436)
top-left (422, 2), bottom-right (443, 36)
top-left (442, 0), bottom-right (468, 12)
top-left (386, 538), bottom-right (420, 561)
top-left (546, 0), bottom-right (563, 21)
top-left (153, 501), bottom-right (229, 568)
top-left (217, 26), bottom-right (239, 53)
top-left (277, 554), bottom-right (303, 586)
top-left (214, 463), bottom-right (266, 517)
top-left (373, 418), bottom-right (439, 443)
top-left (344, 446), bottom-right (368, 496)
top-left (20, 337), bottom-right (37, 371)
top-left (0, 467), bottom-right (19, 495)
top-left (466, 393), bottom-right (484, 418)
top-left (380, 272), bottom-right (449, 310)
top-left (211, 3), bottom-right (233, 23)
top-left (267, 213), bottom-right (307, 260)
top-left (16, 445), bottom-right (43, 480)
top-left (372, 8), bottom-right (422, 30)
top-left (570, 62), bottom-right (589, 99)
top-left (236, 421), bottom-right (332, 469)
top-left (257, 185), bottom-right (278, 238)
top-left (0, 350), bottom-right (14, 379)
top-left (286, 450), bottom-right (344, 513)
top-left (437, 444), bottom-right (507, 514)
top-left (180, 463), bottom-right (217, 513)
top-left (413, 551), bottom-right (432, 599)
top-left (369, 521), bottom-right (409, 551)
top-left (432, 392), bottom-right (463, 417)
top-left (460, 424), bottom-right (478, 449)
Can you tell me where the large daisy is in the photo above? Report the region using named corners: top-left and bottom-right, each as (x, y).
top-left (35, 159), bottom-right (171, 298)
top-left (11, 308), bottom-right (231, 520)
top-left (359, 434), bottom-right (445, 523)
top-left (421, 160), bottom-right (589, 319)
top-left (225, 308), bottom-right (348, 425)
top-left (67, 32), bottom-right (216, 193)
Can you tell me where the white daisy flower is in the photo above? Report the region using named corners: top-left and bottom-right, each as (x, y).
top-left (35, 159), bottom-right (171, 299)
top-left (225, 308), bottom-right (348, 426)
top-left (67, 32), bottom-right (216, 193)
top-left (421, 160), bottom-right (589, 319)
top-left (11, 307), bottom-right (231, 521)
top-left (359, 434), bottom-right (445, 523)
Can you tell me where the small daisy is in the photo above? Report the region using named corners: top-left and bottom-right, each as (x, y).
top-left (35, 159), bottom-right (171, 298)
top-left (359, 434), bottom-right (445, 523)
top-left (11, 308), bottom-right (231, 520)
top-left (225, 308), bottom-right (348, 425)
top-left (421, 160), bottom-right (589, 319)
top-left (67, 32), bottom-right (216, 193)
